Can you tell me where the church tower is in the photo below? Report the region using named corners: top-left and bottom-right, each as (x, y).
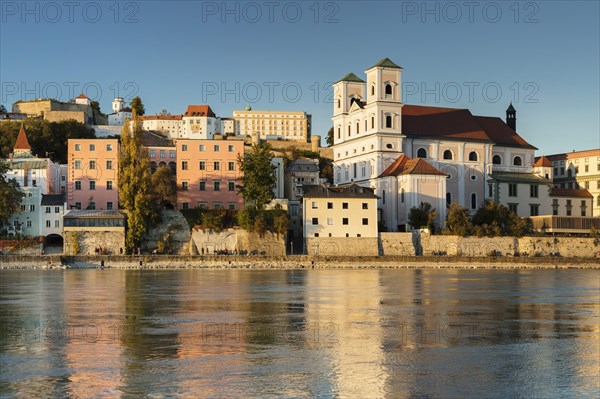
top-left (13, 125), bottom-right (32, 158)
top-left (506, 103), bottom-right (516, 131)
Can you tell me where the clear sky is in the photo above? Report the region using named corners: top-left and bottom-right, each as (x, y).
top-left (1, 1), bottom-right (598, 155)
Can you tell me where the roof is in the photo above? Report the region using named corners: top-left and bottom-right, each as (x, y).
top-left (545, 149), bottom-right (600, 161)
top-left (184, 105), bottom-right (216, 118)
top-left (549, 188), bottom-right (593, 198)
top-left (336, 73), bottom-right (366, 84)
top-left (506, 103), bottom-right (516, 113)
top-left (140, 114), bottom-right (183, 121)
top-left (489, 172), bottom-right (551, 184)
top-left (379, 154), bottom-right (447, 178)
top-left (534, 156), bottom-right (553, 167)
top-left (41, 194), bottom-right (65, 206)
top-left (14, 125), bottom-right (31, 150)
top-left (64, 210), bottom-right (125, 219)
top-left (76, 94), bottom-right (88, 99)
top-left (10, 159), bottom-right (48, 170)
top-left (286, 159), bottom-right (319, 173)
top-left (120, 107), bottom-right (132, 113)
top-left (302, 183), bottom-right (378, 199)
top-left (400, 104), bottom-right (537, 149)
top-left (369, 57), bottom-right (403, 70)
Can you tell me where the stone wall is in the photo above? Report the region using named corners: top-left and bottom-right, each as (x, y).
top-left (63, 231), bottom-right (125, 256)
top-left (45, 110), bottom-right (86, 124)
top-left (189, 228), bottom-right (285, 256)
top-left (380, 232), bottom-right (416, 256)
top-left (421, 234), bottom-right (517, 257)
top-left (518, 237), bottom-right (598, 257)
top-left (305, 237), bottom-right (379, 256)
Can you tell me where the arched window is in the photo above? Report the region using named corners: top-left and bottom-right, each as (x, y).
top-left (347, 125), bottom-right (351, 137)
top-left (493, 155), bottom-right (501, 165)
top-left (382, 190), bottom-right (386, 204)
top-left (385, 84), bottom-right (392, 95)
top-left (337, 127), bottom-right (341, 139)
top-left (385, 115), bottom-right (392, 128)
top-left (513, 156), bottom-right (522, 166)
top-left (337, 98), bottom-right (341, 109)
top-left (371, 86), bottom-right (375, 96)
top-left (446, 192), bottom-right (452, 206)
top-left (468, 151), bottom-right (478, 162)
top-left (356, 122), bottom-right (360, 134)
top-left (364, 119), bottom-right (367, 131)
top-left (401, 188), bottom-right (405, 203)
top-left (168, 161), bottom-right (176, 174)
top-left (371, 116), bottom-right (375, 129)
top-left (471, 193), bottom-right (477, 209)
top-left (417, 148), bottom-right (427, 158)
top-left (443, 150), bottom-right (453, 160)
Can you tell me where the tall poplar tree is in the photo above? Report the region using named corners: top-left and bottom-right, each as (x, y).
top-left (119, 114), bottom-right (153, 251)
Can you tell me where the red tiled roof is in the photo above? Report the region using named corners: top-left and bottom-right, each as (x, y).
top-left (545, 149), bottom-right (600, 161)
top-left (534, 156), bottom-right (553, 167)
top-left (14, 125), bottom-right (31, 150)
top-left (76, 94), bottom-right (88, 99)
top-left (550, 188), bottom-right (593, 198)
top-left (401, 105), bottom-right (537, 149)
top-left (379, 154), bottom-right (447, 177)
top-left (184, 105), bottom-right (216, 118)
top-left (140, 114), bottom-right (183, 120)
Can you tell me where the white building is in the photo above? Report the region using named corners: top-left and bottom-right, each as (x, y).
top-left (285, 158), bottom-right (320, 201)
top-left (41, 194), bottom-right (66, 239)
top-left (139, 114), bottom-right (183, 137)
top-left (181, 105), bottom-right (221, 140)
top-left (75, 93), bottom-right (91, 106)
top-left (108, 98), bottom-right (132, 126)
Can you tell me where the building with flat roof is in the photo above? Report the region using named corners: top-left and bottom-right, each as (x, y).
top-left (233, 109), bottom-right (311, 142)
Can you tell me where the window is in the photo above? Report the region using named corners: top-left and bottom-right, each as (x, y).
top-left (488, 185), bottom-right (493, 198)
top-left (182, 161), bottom-right (188, 170)
top-left (342, 202), bottom-right (348, 209)
top-left (514, 156), bottom-right (522, 166)
top-left (55, 220), bottom-right (60, 228)
top-left (214, 145), bottom-right (220, 152)
top-left (585, 165), bottom-right (589, 172)
top-left (107, 202), bottom-right (113, 210)
top-left (160, 150), bottom-right (166, 158)
top-left (327, 202), bottom-right (333, 209)
top-left (382, 190), bottom-right (386, 204)
top-left (214, 202), bottom-right (222, 209)
top-left (106, 180), bottom-right (113, 190)
top-left (385, 115), bottom-right (392, 128)
top-left (89, 160), bottom-right (96, 169)
top-left (509, 184), bottom-right (518, 197)
top-left (27, 221), bottom-right (32, 228)
top-left (326, 217), bottom-right (334, 225)
top-left (89, 144), bottom-right (95, 151)
top-left (170, 150), bottom-right (176, 158)
top-left (468, 151), bottom-right (478, 161)
top-left (552, 199), bottom-right (559, 215)
top-left (214, 161), bottom-right (220, 171)
top-left (74, 160), bottom-right (81, 169)
top-left (312, 201), bottom-right (318, 209)
top-left (106, 144), bottom-right (112, 151)
top-left (493, 155), bottom-right (501, 165)
top-left (566, 200), bottom-right (572, 216)
top-left (228, 203), bottom-right (236, 210)
top-left (342, 218), bottom-right (349, 225)
top-left (182, 202), bottom-right (189, 210)
top-left (214, 181), bottom-right (220, 191)
top-left (181, 182), bottom-right (188, 191)
top-left (199, 145), bottom-right (205, 152)
top-left (199, 161), bottom-right (206, 170)
top-left (106, 160), bottom-right (113, 170)
top-left (54, 207), bottom-right (60, 213)
top-left (530, 204), bottom-right (540, 216)
top-left (314, 233), bottom-right (320, 237)
top-left (443, 150), bottom-right (453, 160)
top-left (385, 84), bottom-right (392, 95)
top-left (312, 217), bottom-right (319, 225)
top-left (228, 182), bottom-right (235, 191)
top-left (199, 180), bottom-right (206, 191)
top-left (530, 185), bottom-right (538, 198)
top-left (371, 116), bottom-right (375, 129)
top-left (228, 145), bottom-right (234, 152)
top-left (362, 218), bottom-right (369, 225)
top-left (228, 161), bottom-right (235, 171)
top-left (417, 148), bottom-right (427, 158)
top-left (560, 167), bottom-right (565, 175)
top-left (181, 144), bottom-right (188, 151)
top-left (584, 181), bottom-right (589, 190)
top-left (75, 144), bottom-right (81, 151)
top-left (88, 202), bottom-right (95, 210)
top-left (471, 193), bottom-right (477, 210)
top-left (45, 206), bottom-right (51, 213)
top-left (89, 181), bottom-right (96, 190)
top-left (581, 200), bottom-right (587, 217)
top-left (75, 202), bottom-right (81, 210)
top-left (508, 203), bottom-right (518, 213)
top-left (362, 203), bottom-right (368, 209)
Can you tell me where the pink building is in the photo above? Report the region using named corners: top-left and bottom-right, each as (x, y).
top-left (68, 139), bottom-right (119, 210)
top-left (176, 139), bottom-right (244, 210)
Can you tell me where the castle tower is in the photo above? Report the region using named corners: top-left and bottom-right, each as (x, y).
top-left (75, 94), bottom-right (91, 106)
top-left (506, 102), bottom-right (516, 131)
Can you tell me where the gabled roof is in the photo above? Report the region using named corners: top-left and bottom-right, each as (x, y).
top-left (550, 188), bottom-right (593, 198)
top-left (534, 156), bottom-right (553, 167)
top-left (76, 94), bottom-right (88, 99)
top-left (303, 183), bottom-right (377, 199)
top-left (336, 73), bottom-right (366, 84)
top-left (400, 104), bottom-right (537, 150)
top-left (14, 125), bottom-right (31, 150)
top-left (184, 105), bottom-right (216, 118)
top-left (41, 194), bottom-right (65, 206)
top-left (369, 57), bottom-right (403, 70)
top-left (140, 114), bottom-right (183, 121)
top-left (379, 154), bottom-right (447, 178)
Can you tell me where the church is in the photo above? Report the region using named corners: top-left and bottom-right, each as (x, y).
top-left (331, 58), bottom-right (543, 231)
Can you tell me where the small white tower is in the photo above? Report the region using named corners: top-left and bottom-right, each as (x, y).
top-left (112, 97), bottom-right (125, 113)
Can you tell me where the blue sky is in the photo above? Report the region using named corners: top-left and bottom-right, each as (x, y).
top-left (1, 1), bottom-right (598, 155)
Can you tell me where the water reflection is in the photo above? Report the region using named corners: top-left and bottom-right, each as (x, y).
top-left (0, 269), bottom-right (598, 398)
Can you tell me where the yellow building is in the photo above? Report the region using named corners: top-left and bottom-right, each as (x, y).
top-left (233, 109), bottom-right (311, 142)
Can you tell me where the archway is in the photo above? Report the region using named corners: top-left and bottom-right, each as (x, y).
top-left (44, 234), bottom-right (64, 254)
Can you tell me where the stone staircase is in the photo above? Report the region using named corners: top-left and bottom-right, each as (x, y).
top-left (143, 210), bottom-right (191, 255)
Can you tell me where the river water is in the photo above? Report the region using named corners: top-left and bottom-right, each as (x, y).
top-left (0, 268), bottom-right (598, 398)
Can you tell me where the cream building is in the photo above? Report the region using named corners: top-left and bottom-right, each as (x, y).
top-left (233, 109), bottom-right (311, 142)
top-left (302, 184), bottom-right (378, 238)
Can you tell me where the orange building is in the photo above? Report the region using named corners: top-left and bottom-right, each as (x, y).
top-left (176, 139), bottom-right (244, 210)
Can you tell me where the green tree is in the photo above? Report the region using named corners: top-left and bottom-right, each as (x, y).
top-left (237, 142), bottom-right (275, 210)
top-left (444, 203), bottom-right (474, 236)
top-left (119, 115), bottom-right (154, 251)
top-left (0, 159), bottom-right (25, 225)
top-left (130, 96), bottom-right (145, 116)
top-left (326, 126), bottom-right (334, 147)
top-left (408, 202), bottom-right (437, 231)
top-left (151, 166), bottom-right (177, 209)
top-left (472, 200), bottom-right (533, 237)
